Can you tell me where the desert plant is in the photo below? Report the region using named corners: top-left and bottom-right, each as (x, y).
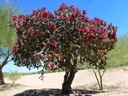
top-left (8, 71), bottom-right (20, 84)
top-left (0, 0), bottom-right (19, 85)
top-left (107, 34), bottom-right (128, 68)
top-left (11, 4), bottom-right (117, 94)
top-left (93, 67), bottom-right (106, 90)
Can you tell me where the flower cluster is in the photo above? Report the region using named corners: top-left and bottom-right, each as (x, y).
top-left (11, 4), bottom-right (117, 70)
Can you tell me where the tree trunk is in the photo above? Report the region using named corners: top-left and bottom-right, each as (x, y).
top-left (61, 68), bottom-right (76, 94)
top-left (0, 68), bottom-right (4, 85)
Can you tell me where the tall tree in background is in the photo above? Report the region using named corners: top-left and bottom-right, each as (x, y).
top-left (0, 0), bottom-right (19, 85)
top-left (11, 4), bottom-right (117, 94)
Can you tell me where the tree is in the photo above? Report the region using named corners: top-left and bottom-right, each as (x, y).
top-left (11, 4), bottom-right (117, 94)
top-left (0, 0), bottom-right (19, 85)
top-left (107, 34), bottom-right (128, 67)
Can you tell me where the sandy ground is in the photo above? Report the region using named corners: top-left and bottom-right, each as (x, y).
top-left (0, 66), bottom-right (128, 96)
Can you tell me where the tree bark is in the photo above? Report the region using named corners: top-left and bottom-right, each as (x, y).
top-left (0, 67), bottom-right (4, 85)
top-left (61, 67), bottom-right (76, 94)
top-left (0, 53), bottom-right (10, 85)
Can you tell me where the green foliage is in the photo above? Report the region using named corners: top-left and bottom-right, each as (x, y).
top-left (77, 62), bottom-right (91, 70)
top-left (0, 0), bottom-right (19, 53)
top-left (0, 0), bottom-right (20, 68)
top-left (3, 72), bottom-right (10, 77)
top-left (0, 0), bottom-right (20, 85)
top-left (107, 34), bottom-right (128, 68)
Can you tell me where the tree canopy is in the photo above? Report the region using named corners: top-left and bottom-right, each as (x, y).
top-left (11, 3), bottom-right (117, 94)
top-left (12, 4), bottom-right (117, 70)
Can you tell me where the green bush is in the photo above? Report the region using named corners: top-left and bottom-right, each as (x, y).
top-left (107, 34), bottom-right (128, 68)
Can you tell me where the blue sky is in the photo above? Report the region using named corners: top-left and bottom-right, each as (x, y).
top-left (3, 0), bottom-right (128, 72)
top-left (14, 0), bottom-right (128, 35)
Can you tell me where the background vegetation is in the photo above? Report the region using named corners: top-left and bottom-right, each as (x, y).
top-left (0, 0), bottom-right (20, 85)
top-left (77, 34), bottom-right (128, 69)
top-left (107, 34), bottom-right (128, 68)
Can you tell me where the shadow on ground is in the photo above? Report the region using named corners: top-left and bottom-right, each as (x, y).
top-left (14, 88), bottom-right (105, 96)
top-left (0, 83), bottom-right (23, 91)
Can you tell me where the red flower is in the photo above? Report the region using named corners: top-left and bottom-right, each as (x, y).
top-left (100, 48), bottom-right (105, 50)
top-left (89, 25), bottom-right (96, 30)
top-left (108, 32), bottom-right (116, 39)
top-left (35, 53), bottom-right (39, 57)
top-left (59, 52), bottom-right (62, 56)
top-left (94, 17), bottom-right (100, 22)
top-left (42, 12), bottom-right (48, 17)
top-left (99, 34), bottom-right (103, 39)
top-left (31, 31), bottom-right (36, 35)
top-left (112, 26), bottom-right (115, 30)
top-left (86, 17), bottom-right (91, 22)
top-left (50, 22), bottom-right (56, 31)
top-left (49, 12), bottom-right (54, 19)
top-left (15, 26), bottom-right (20, 32)
top-left (13, 50), bottom-right (18, 55)
top-left (88, 38), bottom-right (93, 41)
top-left (50, 22), bottom-right (55, 27)
top-left (12, 16), bottom-right (17, 20)
top-left (49, 63), bottom-right (55, 69)
top-left (78, 27), bottom-right (85, 33)
top-left (40, 11), bottom-right (48, 18)
top-left (16, 31), bottom-right (20, 35)
top-left (83, 32), bottom-right (87, 35)
top-left (103, 28), bottom-right (107, 32)
top-left (51, 27), bottom-right (56, 31)
top-left (82, 10), bottom-right (86, 14)
top-left (33, 10), bottom-right (38, 14)
top-left (70, 5), bottom-right (74, 8)
top-left (59, 3), bottom-right (66, 11)
top-left (112, 32), bottom-right (116, 39)
top-left (41, 33), bottom-right (45, 37)
top-left (57, 15), bottom-right (64, 19)
top-left (68, 15), bottom-right (75, 21)
top-left (19, 21), bottom-right (24, 26)
top-left (81, 37), bottom-right (85, 41)
top-left (28, 28), bottom-right (36, 35)
top-left (46, 60), bottom-right (50, 64)
top-left (90, 32), bottom-right (95, 37)
top-left (100, 20), bottom-right (106, 25)
top-left (52, 52), bottom-right (56, 56)
top-left (51, 40), bottom-right (57, 47)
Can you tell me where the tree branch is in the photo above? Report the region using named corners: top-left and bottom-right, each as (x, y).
top-left (1, 51), bottom-right (12, 69)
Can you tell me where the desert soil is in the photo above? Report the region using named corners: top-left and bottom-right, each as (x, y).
top-left (0, 66), bottom-right (128, 96)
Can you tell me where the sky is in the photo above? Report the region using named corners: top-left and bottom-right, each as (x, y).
top-left (3, 0), bottom-right (128, 72)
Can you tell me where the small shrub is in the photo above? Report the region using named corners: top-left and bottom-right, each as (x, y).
top-left (8, 71), bottom-right (21, 84)
top-left (3, 72), bottom-right (9, 77)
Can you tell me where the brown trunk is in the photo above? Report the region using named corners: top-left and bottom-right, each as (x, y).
top-left (0, 68), bottom-right (4, 85)
top-left (61, 68), bottom-right (76, 94)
